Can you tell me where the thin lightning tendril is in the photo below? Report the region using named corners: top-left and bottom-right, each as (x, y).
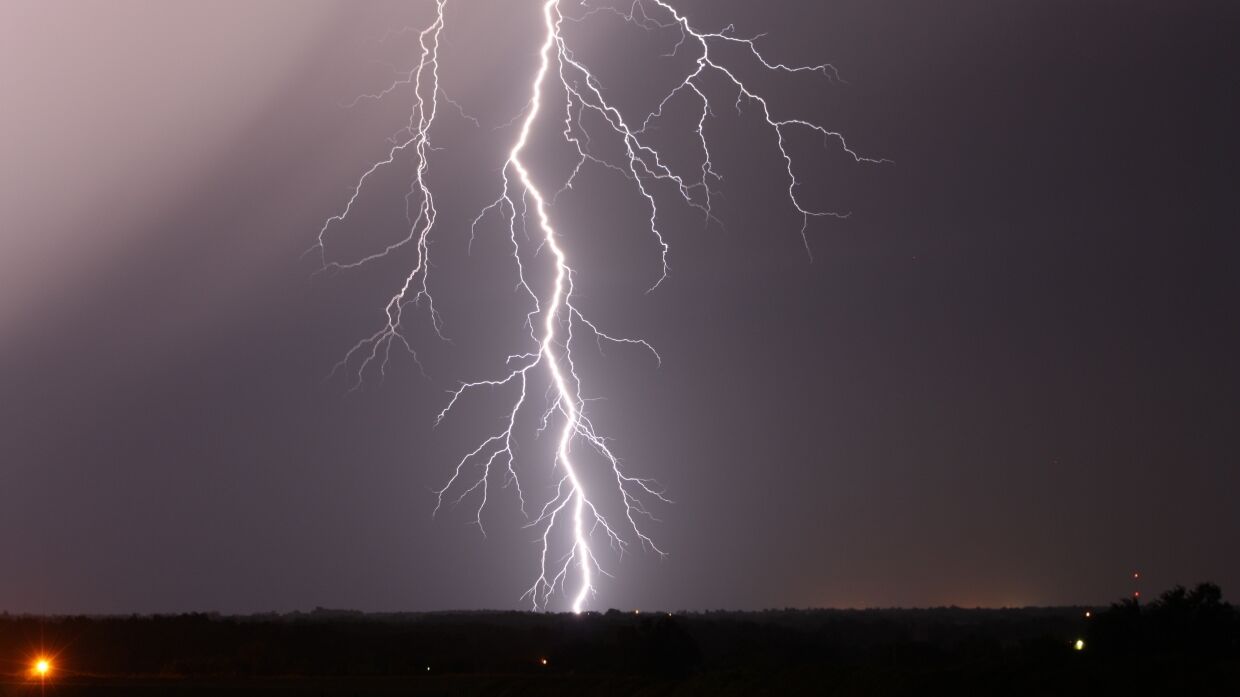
top-left (311, 0), bottom-right (884, 613)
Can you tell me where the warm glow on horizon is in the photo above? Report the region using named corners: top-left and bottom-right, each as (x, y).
top-left (33, 657), bottom-right (51, 677)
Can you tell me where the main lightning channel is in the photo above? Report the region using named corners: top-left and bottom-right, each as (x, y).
top-left (509, 0), bottom-right (593, 613)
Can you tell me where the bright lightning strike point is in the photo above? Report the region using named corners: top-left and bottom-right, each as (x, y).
top-left (313, 0), bottom-right (884, 612)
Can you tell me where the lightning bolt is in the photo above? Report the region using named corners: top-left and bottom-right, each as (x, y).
top-left (311, 0), bottom-right (884, 612)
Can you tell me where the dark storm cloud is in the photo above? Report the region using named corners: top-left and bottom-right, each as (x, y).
top-left (1, 0), bottom-right (1236, 613)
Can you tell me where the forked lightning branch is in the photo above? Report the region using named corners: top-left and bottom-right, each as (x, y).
top-left (311, 0), bottom-right (884, 612)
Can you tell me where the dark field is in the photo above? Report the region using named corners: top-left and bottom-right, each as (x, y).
top-left (2, 585), bottom-right (1237, 696)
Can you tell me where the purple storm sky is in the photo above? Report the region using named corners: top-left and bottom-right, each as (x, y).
top-left (1, 0), bottom-right (1237, 613)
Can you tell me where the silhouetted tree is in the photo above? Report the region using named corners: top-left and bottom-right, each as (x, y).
top-left (1091, 582), bottom-right (1239, 662)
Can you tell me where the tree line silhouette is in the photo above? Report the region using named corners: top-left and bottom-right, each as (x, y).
top-left (0, 583), bottom-right (1235, 695)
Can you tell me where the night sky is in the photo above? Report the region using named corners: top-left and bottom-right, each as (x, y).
top-left (2, 0), bottom-right (1236, 614)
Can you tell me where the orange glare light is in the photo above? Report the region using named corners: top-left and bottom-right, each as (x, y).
top-left (33, 658), bottom-right (51, 677)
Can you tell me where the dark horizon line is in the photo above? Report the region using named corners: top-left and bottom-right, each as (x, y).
top-left (1, 604), bottom-right (1102, 620)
